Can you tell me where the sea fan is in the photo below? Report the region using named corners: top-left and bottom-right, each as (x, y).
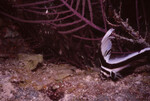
top-left (0, 0), bottom-right (108, 67)
top-left (0, 0), bottom-right (107, 35)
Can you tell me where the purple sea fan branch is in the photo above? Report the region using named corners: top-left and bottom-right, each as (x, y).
top-left (0, 11), bottom-right (53, 24)
top-left (100, 0), bottom-right (107, 30)
top-left (73, 35), bottom-right (102, 41)
top-left (52, 13), bottom-right (75, 22)
top-left (75, 0), bottom-right (80, 10)
top-left (60, 0), bottom-right (106, 33)
top-left (23, 8), bottom-right (71, 15)
top-left (87, 0), bottom-right (93, 22)
top-left (13, 0), bottom-right (54, 8)
top-left (58, 24), bottom-right (88, 34)
top-left (70, 0), bottom-right (74, 7)
top-left (82, 0), bottom-right (86, 16)
top-left (31, 4), bottom-right (65, 10)
top-left (53, 19), bottom-right (82, 27)
top-left (1, 0), bottom-right (106, 34)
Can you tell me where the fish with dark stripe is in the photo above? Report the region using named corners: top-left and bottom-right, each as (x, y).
top-left (100, 28), bottom-right (150, 80)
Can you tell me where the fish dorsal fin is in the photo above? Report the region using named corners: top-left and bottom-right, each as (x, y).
top-left (101, 28), bottom-right (114, 62)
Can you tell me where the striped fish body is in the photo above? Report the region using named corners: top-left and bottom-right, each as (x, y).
top-left (100, 28), bottom-right (150, 80)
